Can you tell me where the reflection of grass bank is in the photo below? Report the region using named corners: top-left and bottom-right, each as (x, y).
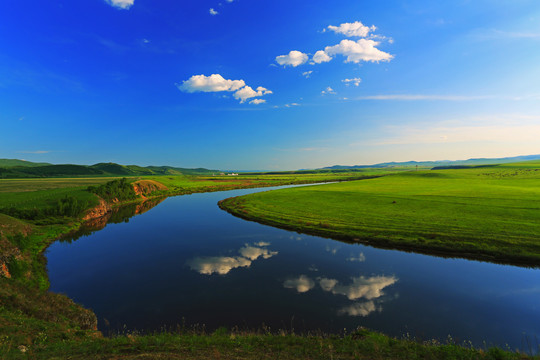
top-left (2, 327), bottom-right (534, 359)
top-left (220, 162), bottom-right (540, 267)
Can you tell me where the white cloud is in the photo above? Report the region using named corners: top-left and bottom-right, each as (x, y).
top-left (283, 275), bottom-right (315, 293)
top-left (275, 50), bottom-right (309, 67)
top-left (177, 74), bottom-right (271, 104)
top-left (234, 86), bottom-right (272, 103)
top-left (177, 74), bottom-right (245, 93)
top-left (312, 50), bottom-right (332, 64)
top-left (338, 301), bottom-right (380, 317)
top-left (302, 71), bottom-right (313, 78)
top-left (325, 39), bottom-right (393, 63)
top-left (275, 20), bottom-right (392, 75)
top-left (321, 87), bottom-right (336, 95)
top-left (342, 77), bottom-right (362, 87)
top-left (327, 21), bottom-right (376, 38)
top-left (250, 99), bottom-right (266, 105)
top-left (209, 8), bottom-right (218, 15)
top-left (319, 275), bottom-right (397, 300)
top-left (234, 86), bottom-right (259, 103)
top-left (256, 86), bottom-right (272, 94)
top-left (105, 0), bottom-right (134, 10)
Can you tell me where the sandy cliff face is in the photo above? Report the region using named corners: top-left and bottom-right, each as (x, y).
top-left (82, 198), bottom-right (112, 221)
top-left (0, 262), bottom-right (10, 278)
top-left (82, 180), bottom-right (167, 221)
top-left (133, 180), bottom-right (168, 199)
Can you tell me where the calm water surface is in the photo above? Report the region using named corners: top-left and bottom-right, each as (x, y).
top-left (46, 185), bottom-right (540, 350)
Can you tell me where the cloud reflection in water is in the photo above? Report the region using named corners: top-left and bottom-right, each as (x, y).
top-left (283, 275), bottom-right (315, 293)
top-left (187, 243), bottom-right (278, 275)
top-left (346, 252), bottom-right (366, 262)
top-left (283, 251), bottom-right (397, 317)
top-left (239, 244), bottom-right (277, 260)
top-left (338, 300), bottom-right (380, 317)
top-left (319, 275), bottom-right (398, 300)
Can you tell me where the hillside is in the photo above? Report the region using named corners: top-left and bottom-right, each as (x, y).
top-left (320, 154), bottom-right (540, 170)
top-left (0, 161), bottom-right (218, 178)
top-left (0, 159), bottom-right (51, 168)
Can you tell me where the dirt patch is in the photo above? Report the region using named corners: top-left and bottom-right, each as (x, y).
top-left (82, 198), bottom-right (112, 221)
top-left (133, 180), bottom-right (168, 199)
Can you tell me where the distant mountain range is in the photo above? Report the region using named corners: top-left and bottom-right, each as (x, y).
top-left (0, 159), bottom-right (218, 178)
top-left (3, 153), bottom-right (540, 178)
top-left (318, 154), bottom-right (540, 170)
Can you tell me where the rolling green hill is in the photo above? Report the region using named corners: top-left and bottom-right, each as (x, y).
top-left (0, 161), bottom-right (218, 178)
top-left (0, 159), bottom-right (51, 168)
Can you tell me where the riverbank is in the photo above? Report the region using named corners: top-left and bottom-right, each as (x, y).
top-left (4, 327), bottom-right (534, 359)
top-left (1, 172), bottom-right (538, 358)
top-left (1, 173), bottom-right (377, 287)
top-left (219, 162), bottom-right (540, 267)
top-left (0, 173), bottom-right (378, 356)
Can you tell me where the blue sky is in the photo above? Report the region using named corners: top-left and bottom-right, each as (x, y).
top-left (1, 0), bottom-right (539, 170)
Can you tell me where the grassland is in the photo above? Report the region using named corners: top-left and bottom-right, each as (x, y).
top-left (220, 161), bottom-right (540, 266)
top-left (0, 172), bottom-right (379, 220)
top-left (2, 327), bottom-right (533, 360)
top-left (1, 169), bottom-right (537, 358)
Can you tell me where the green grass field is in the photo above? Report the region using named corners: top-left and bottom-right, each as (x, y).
top-left (2, 169), bottom-right (538, 358)
top-left (0, 177), bottom-right (119, 193)
top-left (1, 327), bottom-right (532, 360)
top-left (220, 161), bottom-right (540, 266)
top-left (0, 171), bottom-right (385, 208)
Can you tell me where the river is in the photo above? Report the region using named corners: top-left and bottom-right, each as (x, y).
top-left (46, 184), bottom-right (540, 351)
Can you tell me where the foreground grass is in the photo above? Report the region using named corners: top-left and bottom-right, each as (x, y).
top-left (1, 328), bottom-right (535, 360)
top-left (219, 161), bottom-right (540, 266)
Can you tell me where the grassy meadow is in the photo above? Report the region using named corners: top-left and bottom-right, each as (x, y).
top-left (1, 167), bottom-right (539, 358)
top-left (2, 327), bottom-right (533, 360)
top-left (220, 161), bottom-right (540, 266)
